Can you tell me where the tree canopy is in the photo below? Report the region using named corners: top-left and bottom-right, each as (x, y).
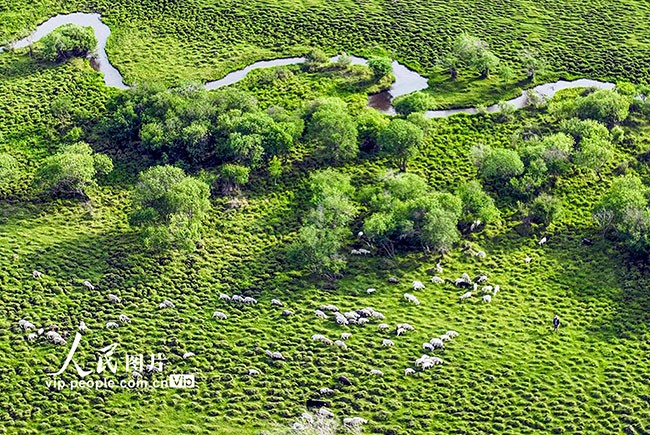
top-left (40, 24), bottom-right (97, 61)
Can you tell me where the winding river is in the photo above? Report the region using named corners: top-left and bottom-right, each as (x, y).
top-left (1, 13), bottom-right (616, 117)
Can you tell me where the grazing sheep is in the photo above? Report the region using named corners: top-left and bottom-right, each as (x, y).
top-left (46, 331), bottom-right (66, 345)
top-left (446, 330), bottom-right (459, 338)
top-left (108, 293), bottom-right (121, 304)
top-left (159, 300), bottom-right (175, 309)
top-left (429, 338), bottom-right (444, 349)
top-left (232, 294), bottom-right (244, 303)
top-left (334, 340), bottom-right (348, 350)
top-left (319, 304), bottom-right (339, 312)
top-left (460, 291), bottom-right (472, 301)
top-left (78, 321), bottom-right (88, 333)
top-left (470, 219), bottom-right (482, 232)
top-left (475, 250), bottom-right (486, 259)
top-left (371, 311), bottom-right (385, 320)
top-left (341, 332), bottom-right (351, 340)
top-left (378, 323), bottom-right (390, 331)
top-left (132, 370), bottom-right (143, 378)
top-left (366, 288), bottom-right (376, 294)
top-left (423, 342), bottom-right (434, 351)
top-left (431, 276), bottom-right (444, 284)
top-left (462, 273), bottom-right (472, 282)
top-left (343, 311), bottom-right (359, 320)
top-left (212, 311), bottom-right (228, 320)
top-left (357, 317), bottom-right (369, 325)
top-left (271, 351), bottom-right (285, 360)
top-left (396, 327), bottom-right (406, 336)
top-left (314, 310), bottom-right (328, 319)
top-left (412, 280), bottom-right (425, 290)
top-left (271, 299), bottom-right (283, 307)
top-left (106, 321), bottom-right (120, 329)
top-left (440, 334), bottom-right (451, 342)
top-left (318, 408), bottom-right (335, 418)
top-left (335, 314), bottom-right (349, 325)
top-left (475, 274), bottom-right (488, 283)
top-left (243, 296), bottom-right (257, 304)
top-left (493, 285), bottom-right (500, 296)
top-left (18, 319), bottom-right (36, 331)
top-left (405, 368), bottom-right (416, 376)
top-left (32, 270), bottom-right (42, 279)
top-left (37, 328), bottom-right (44, 336)
top-left (312, 334), bottom-right (333, 345)
top-left (182, 352), bottom-right (195, 359)
top-left (382, 339), bottom-right (394, 347)
top-left (482, 285), bottom-right (493, 293)
top-left (351, 249), bottom-right (361, 255)
top-left (320, 387), bottom-right (334, 396)
top-left (539, 236), bottom-right (548, 245)
top-left (436, 261), bottom-right (443, 273)
top-left (83, 280), bottom-right (95, 290)
top-left (482, 294), bottom-right (492, 303)
top-left (525, 256), bottom-right (532, 264)
top-left (282, 310), bottom-right (294, 317)
top-left (404, 293), bottom-right (420, 305)
top-left (343, 417), bottom-right (367, 426)
top-left (370, 369), bottom-right (383, 377)
top-left (119, 314), bottom-right (131, 324)
top-left (388, 277), bottom-right (399, 284)
top-left (358, 248), bottom-right (371, 255)
top-left (27, 332), bottom-right (38, 341)
top-left (248, 369), bottom-right (260, 376)
top-left (358, 308), bottom-right (373, 317)
top-left (219, 293), bottom-right (231, 302)
top-left (398, 323), bottom-right (415, 331)
top-left (454, 278), bottom-right (472, 288)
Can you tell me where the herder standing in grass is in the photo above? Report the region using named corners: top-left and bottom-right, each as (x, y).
top-left (553, 315), bottom-right (561, 333)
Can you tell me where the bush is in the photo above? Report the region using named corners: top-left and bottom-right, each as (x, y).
top-left (219, 164), bottom-right (250, 193)
top-left (529, 194), bottom-right (564, 226)
top-left (456, 181), bottom-right (501, 227)
top-left (41, 24), bottom-right (97, 61)
top-left (474, 146), bottom-right (525, 183)
top-left (368, 56), bottom-right (393, 79)
top-left (0, 153), bottom-right (20, 198)
top-left (393, 92), bottom-right (435, 116)
top-left (574, 89), bottom-right (631, 125)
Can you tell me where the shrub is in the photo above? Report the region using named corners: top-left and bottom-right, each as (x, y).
top-left (456, 181), bottom-right (501, 227)
top-left (40, 24), bottom-right (97, 61)
top-left (393, 92), bottom-right (435, 116)
top-left (529, 194), bottom-right (564, 226)
top-left (474, 147), bottom-right (524, 183)
top-left (574, 90), bottom-right (631, 125)
top-left (0, 153), bottom-right (20, 198)
top-left (368, 56), bottom-right (393, 79)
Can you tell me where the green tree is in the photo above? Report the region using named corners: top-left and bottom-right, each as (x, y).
top-left (519, 49), bottom-right (546, 80)
top-left (306, 98), bottom-right (358, 163)
top-left (219, 163), bottom-right (250, 194)
top-left (130, 165), bottom-right (211, 251)
top-left (36, 142), bottom-right (112, 199)
top-left (0, 153), bottom-right (20, 198)
top-left (456, 181), bottom-right (501, 227)
top-left (378, 119), bottom-right (425, 171)
top-left (574, 90), bottom-right (631, 126)
top-left (368, 56), bottom-right (393, 79)
top-left (268, 156), bottom-right (282, 185)
top-left (357, 108), bottom-right (390, 150)
top-left (528, 193), bottom-right (564, 226)
top-left (41, 24), bottom-right (97, 61)
top-left (473, 146), bottom-right (524, 183)
top-left (393, 92), bottom-right (436, 116)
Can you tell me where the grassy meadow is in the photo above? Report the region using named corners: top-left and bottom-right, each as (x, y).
top-left (0, 1), bottom-right (650, 435)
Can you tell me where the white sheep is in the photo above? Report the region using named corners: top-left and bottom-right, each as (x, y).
top-left (341, 332), bottom-right (351, 340)
top-left (431, 276), bottom-right (444, 284)
top-left (475, 250), bottom-right (486, 258)
top-left (119, 314), bottom-right (131, 324)
top-left (46, 331), bottom-right (66, 345)
top-left (27, 332), bottom-right (38, 341)
top-left (398, 323), bottom-right (415, 331)
top-left (32, 270), bottom-right (42, 279)
top-left (343, 311), bottom-right (359, 320)
top-left (318, 408), bottom-right (335, 418)
top-left (370, 369), bottom-right (383, 377)
top-left (159, 300), bottom-right (175, 309)
top-left (440, 334), bottom-right (451, 342)
top-left (405, 368), bottom-right (416, 376)
top-left (108, 293), bottom-right (121, 304)
top-left (366, 288), bottom-right (376, 294)
top-left (271, 351), bottom-right (285, 360)
top-left (320, 387), bottom-right (334, 395)
top-left (382, 339), bottom-right (394, 347)
top-left (404, 293), bottom-right (420, 305)
top-left (482, 294), bottom-right (492, 303)
top-left (482, 285), bottom-right (493, 293)
top-left (358, 248), bottom-right (371, 255)
top-left (343, 417), bottom-right (367, 426)
top-left (378, 323), bottom-right (390, 331)
top-left (83, 280), bottom-right (95, 290)
top-left (314, 310), bottom-right (328, 319)
top-left (219, 293), bottom-right (231, 302)
top-left (412, 280), bottom-right (425, 290)
top-left (357, 317), bottom-right (369, 325)
top-left (282, 310), bottom-right (294, 316)
top-left (423, 342), bottom-right (434, 351)
top-left (460, 291), bottom-right (472, 301)
top-left (248, 369), bottom-right (260, 376)
top-left (271, 299), bottom-right (283, 307)
top-left (371, 311), bottom-right (386, 320)
top-left (182, 352), bottom-right (195, 359)
top-left (429, 338), bottom-right (444, 349)
top-left (231, 294), bottom-right (244, 303)
top-left (213, 311), bottom-right (227, 320)
top-left (396, 327), bottom-right (406, 336)
top-left (525, 256), bottom-right (532, 264)
top-left (493, 285), bottom-right (500, 296)
top-left (106, 321), bottom-right (120, 329)
top-left (539, 236), bottom-right (547, 245)
top-left (334, 340), bottom-right (348, 350)
top-left (358, 308), bottom-right (373, 317)
top-left (476, 274), bottom-right (488, 283)
top-left (37, 328), bottom-right (44, 336)
top-left (350, 249), bottom-right (361, 255)
top-left (18, 319), bottom-right (36, 330)
top-left (446, 330), bottom-right (459, 338)
top-left (319, 304), bottom-right (339, 312)
top-left (243, 296), bottom-right (257, 304)
top-left (436, 261), bottom-right (443, 273)
top-left (335, 314), bottom-right (349, 325)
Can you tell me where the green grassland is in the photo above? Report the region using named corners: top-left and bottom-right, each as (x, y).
top-left (1, 2), bottom-right (650, 435)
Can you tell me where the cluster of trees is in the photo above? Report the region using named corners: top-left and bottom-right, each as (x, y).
top-left (40, 24), bottom-right (97, 62)
top-left (130, 165), bottom-right (211, 251)
top-left (36, 142), bottom-right (113, 200)
top-left (439, 33), bottom-right (500, 79)
top-left (290, 169), bottom-right (357, 278)
top-left (594, 175), bottom-right (650, 254)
